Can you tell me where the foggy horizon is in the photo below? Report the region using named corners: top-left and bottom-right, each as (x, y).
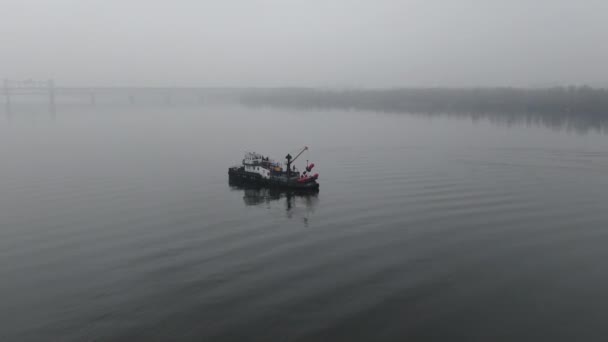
top-left (2, 0), bottom-right (608, 88)
top-left (6, 2), bottom-right (608, 341)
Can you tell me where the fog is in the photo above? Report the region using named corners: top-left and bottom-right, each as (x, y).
top-left (1, 0), bottom-right (608, 87)
top-left (6, 2), bottom-right (608, 341)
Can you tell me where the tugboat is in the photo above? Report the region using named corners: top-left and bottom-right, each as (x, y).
top-left (228, 146), bottom-right (319, 190)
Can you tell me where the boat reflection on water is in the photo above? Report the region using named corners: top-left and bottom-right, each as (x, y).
top-left (229, 179), bottom-right (319, 225)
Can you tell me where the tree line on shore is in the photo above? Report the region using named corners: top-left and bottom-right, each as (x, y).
top-left (237, 86), bottom-right (608, 133)
top-left (238, 86), bottom-right (608, 115)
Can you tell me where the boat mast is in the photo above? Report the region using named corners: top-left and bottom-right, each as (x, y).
top-left (286, 146), bottom-right (308, 178)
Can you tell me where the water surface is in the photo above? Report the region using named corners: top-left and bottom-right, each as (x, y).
top-left (2, 106), bottom-right (608, 341)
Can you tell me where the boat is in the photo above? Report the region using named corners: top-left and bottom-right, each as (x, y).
top-left (228, 146), bottom-right (319, 190)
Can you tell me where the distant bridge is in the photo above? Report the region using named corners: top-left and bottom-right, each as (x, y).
top-left (2, 79), bottom-right (244, 114)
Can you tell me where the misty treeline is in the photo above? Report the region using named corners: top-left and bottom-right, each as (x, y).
top-left (238, 86), bottom-right (608, 115)
top-left (237, 86), bottom-right (608, 133)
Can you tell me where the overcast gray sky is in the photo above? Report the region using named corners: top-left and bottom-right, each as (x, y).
top-left (1, 0), bottom-right (607, 87)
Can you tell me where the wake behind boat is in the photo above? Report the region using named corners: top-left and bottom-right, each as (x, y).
top-left (228, 146), bottom-right (319, 190)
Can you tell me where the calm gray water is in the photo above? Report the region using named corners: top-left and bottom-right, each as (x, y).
top-left (2, 105), bottom-right (608, 341)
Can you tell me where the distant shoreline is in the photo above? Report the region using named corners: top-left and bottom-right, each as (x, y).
top-left (5, 85), bottom-right (608, 113)
top-left (4, 86), bottom-right (608, 132)
top-left (237, 86), bottom-right (608, 115)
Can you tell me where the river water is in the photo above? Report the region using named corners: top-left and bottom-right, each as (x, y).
top-left (2, 105), bottom-right (608, 341)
